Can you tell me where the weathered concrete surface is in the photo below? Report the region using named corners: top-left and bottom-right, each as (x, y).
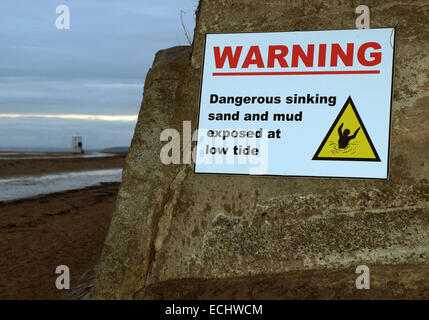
top-left (91, 0), bottom-right (429, 299)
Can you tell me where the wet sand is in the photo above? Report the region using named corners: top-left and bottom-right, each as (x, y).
top-left (0, 153), bottom-right (125, 178)
top-left (0, 183), bottom-right (119, 300)
top-left (0, 154), bottom-right (125, 299)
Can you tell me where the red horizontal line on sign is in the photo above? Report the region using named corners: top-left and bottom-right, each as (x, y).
top-left (212, 70), bottom-right (380, 76)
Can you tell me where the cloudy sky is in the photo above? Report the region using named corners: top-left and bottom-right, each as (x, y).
top-left (0, 0), bottom-right (198, 150)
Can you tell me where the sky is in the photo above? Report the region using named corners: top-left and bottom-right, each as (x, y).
top-left (0, 0), bottom-right (198, 150)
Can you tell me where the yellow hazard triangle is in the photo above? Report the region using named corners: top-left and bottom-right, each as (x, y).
top-left (313, 97), bottom-right (380, 161)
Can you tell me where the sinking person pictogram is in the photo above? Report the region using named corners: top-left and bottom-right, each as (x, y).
top-left (312, 96), bottom-right (381, 161)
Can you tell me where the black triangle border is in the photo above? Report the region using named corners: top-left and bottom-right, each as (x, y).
top-left (312, 96), bottom-right (381, 162)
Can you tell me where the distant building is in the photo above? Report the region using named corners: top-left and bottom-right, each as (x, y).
top-left (72, 136), bottom-right (84, 154)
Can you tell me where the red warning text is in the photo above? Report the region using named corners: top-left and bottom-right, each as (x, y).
top-left (213, 42), bottom-right (382, 75)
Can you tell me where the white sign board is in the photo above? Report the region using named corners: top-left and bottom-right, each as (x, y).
top-left (194, 28), bottom-right (395, 179)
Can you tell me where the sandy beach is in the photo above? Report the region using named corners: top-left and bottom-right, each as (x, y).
top-left (0, 153), bottom-right (125, 299)
top-left (0, 152), bottom-right (125, 178)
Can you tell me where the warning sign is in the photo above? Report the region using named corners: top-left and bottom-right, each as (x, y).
top-left (312, 97), bottom-right (380, 161)
top-left (194, 28), bottom-right (395, 179)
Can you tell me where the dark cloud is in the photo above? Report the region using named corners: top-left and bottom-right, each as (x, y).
top-left (0, 0), bottom-right (198, 149)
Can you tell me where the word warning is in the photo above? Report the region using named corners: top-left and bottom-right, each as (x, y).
top-left (195, 28), bottom-right (395, 179)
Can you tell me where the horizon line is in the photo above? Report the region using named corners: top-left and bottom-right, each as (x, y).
top-left (0, 114), bottom-right (138, 121)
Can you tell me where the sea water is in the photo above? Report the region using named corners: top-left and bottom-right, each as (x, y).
top-left (0, 169), bottom-right (122, 201)
top-left (0, 152), bottom-right (114, 160)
